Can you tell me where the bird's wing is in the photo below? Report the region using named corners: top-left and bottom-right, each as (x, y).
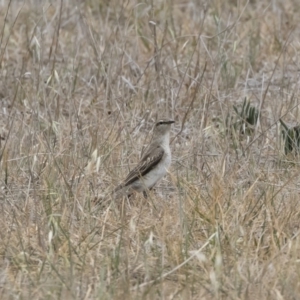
top-left (115, 145), bottom-right (165, 190)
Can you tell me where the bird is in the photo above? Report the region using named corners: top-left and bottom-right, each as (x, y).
top-left (113, 119), bottom-right (175, 198)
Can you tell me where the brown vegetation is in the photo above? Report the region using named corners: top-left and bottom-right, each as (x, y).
top-left (0, 0), bottom-right (300, 299)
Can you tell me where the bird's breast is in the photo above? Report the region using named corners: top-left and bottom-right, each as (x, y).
top-left (143, 151), bottom-right (171, 185)
top-left (131, 144), bottom-right (172, 192)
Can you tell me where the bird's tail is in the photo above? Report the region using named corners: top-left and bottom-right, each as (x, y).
top-left (92, 185), bottom-right (133, 210)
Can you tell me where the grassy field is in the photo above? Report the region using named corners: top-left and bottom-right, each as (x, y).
top-left (1, 0), bottom-right (300, 299)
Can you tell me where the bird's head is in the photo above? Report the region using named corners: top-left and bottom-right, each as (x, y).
top-left (153, 119), bottom-right (175, 137)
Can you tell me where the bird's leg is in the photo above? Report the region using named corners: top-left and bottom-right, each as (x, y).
top-left (127, 192), bottom-right (133, 198)
top-left (143, 186), bottom-right (155, 198)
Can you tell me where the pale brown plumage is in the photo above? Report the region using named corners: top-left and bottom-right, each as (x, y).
top-left (115, 145), bottom-right (165, 191)
top-left (93, 119), bottom-right (174, 205)
top-left (114, 119), bottom-right (174, 197)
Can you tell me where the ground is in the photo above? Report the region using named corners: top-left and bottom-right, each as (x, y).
top-left (0, 0), bottom-right (300, 299)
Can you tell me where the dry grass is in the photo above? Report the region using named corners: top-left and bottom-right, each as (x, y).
top-left (1, 0), bottom-right (300, 299)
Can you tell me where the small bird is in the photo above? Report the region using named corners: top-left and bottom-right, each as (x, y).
top-left (114, 119), bottom-right (175, 198)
